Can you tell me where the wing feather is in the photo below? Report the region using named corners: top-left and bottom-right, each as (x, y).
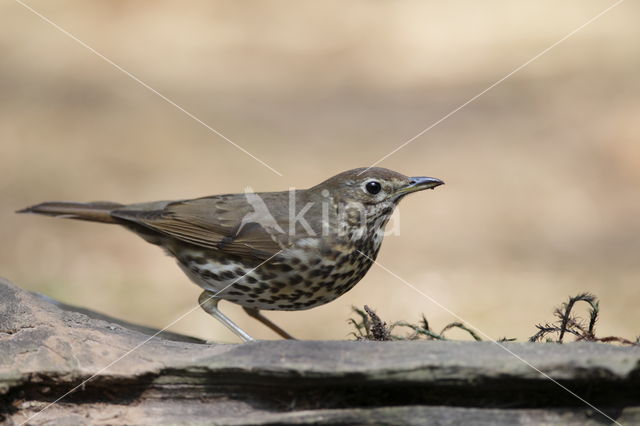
top-left (112, 195), bottom-right (287, 260)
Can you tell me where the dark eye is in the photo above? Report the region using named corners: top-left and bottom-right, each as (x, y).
top-left (365, 181), bottom-right (382, 195)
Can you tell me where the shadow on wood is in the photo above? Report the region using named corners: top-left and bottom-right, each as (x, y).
top-left (0, 277), bottom-right (638, 425)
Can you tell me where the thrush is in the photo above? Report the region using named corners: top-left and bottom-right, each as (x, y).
top-left (18, 167), bottom-right (443, 341)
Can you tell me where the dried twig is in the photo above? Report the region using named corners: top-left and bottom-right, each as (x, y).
top-left (351, 293), bottom-right (636, 346)
top-left (363, 305), bottom-right (391, 341)
top-left (556, 293), bottom-right (598, 342)
top-left (440, 322), bottom-right (483, 341)
top-left (529, 293), bottom-right (636, 345)
top-left (350, 307), bottom-right (482, 342)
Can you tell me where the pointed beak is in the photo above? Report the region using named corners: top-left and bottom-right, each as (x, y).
top-left (396, 176), bottom-right (445, 195)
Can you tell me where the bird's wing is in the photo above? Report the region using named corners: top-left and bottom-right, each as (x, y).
top-left (112, 194), bottom-right (287, 260)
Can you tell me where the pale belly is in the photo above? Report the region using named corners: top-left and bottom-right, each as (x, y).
top-left (176, 241), bottom-right (378, 311)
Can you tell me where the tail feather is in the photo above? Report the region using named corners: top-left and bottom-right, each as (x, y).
top-left (17, 201), bottom-right (124, 224)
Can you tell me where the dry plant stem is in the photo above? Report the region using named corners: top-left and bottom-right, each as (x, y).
top-left (350, 306), bottom-right (483, 342)
top-left (352, 293), bottom-right (636, 345)
top-left (530, 293), bottom-right (636, 345)
top-left (363, 305), bottom-right (392, 341)
top-left (557, 293), bottom-right (598, 343)
top-left (440, 322), bottom-right (483, 341)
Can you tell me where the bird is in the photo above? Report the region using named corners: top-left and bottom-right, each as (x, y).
top-left (17, 167), bottom-right (444, 341)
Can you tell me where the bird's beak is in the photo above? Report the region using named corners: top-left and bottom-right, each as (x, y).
top-left (396, 176), bottom-right (445, 195)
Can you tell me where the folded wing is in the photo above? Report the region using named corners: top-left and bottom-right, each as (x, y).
top-left (112, 195), bottom-right (287, 260)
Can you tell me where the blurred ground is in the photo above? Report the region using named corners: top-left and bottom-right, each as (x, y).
top-left (1, 0), bottom-right (639, 342)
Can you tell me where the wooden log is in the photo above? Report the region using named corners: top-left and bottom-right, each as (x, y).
top-left (0, 277), bottom-right (638, 425)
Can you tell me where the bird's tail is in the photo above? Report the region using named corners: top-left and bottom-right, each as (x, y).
top-left (16, 201), bottom-right (124, 224)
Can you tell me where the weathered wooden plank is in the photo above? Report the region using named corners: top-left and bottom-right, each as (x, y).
top-left (1, 278), bottom-right (638, 425)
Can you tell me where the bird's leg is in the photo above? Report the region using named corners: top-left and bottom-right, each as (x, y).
top-left (242, 307), bottom-right (296, 340)
top-left (198, 291), bottom-right (255, 342)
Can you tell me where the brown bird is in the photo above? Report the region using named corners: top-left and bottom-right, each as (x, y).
top-left (18, 167), bottom-right (443, 341)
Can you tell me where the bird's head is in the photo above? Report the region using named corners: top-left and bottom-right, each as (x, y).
top-left (306, 167), bottom-right (444, 241)
top-left (312, 167), bottom-right (444, 206)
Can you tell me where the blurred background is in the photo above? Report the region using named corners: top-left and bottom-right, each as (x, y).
top-left (1, 0), bottom-right (638, 342)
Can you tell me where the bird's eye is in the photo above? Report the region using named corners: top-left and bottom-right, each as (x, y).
top-left (365, 181), bottom-right (382, 195)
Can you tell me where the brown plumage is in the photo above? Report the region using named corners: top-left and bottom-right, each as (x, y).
top-left (18, 167), bottom-right (444, 341)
